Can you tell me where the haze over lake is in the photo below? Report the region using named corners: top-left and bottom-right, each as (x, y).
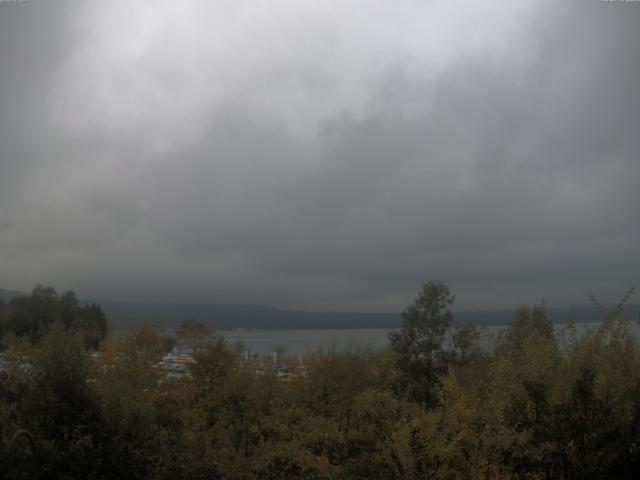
top-left (217, 321), bottom-right (640, 356)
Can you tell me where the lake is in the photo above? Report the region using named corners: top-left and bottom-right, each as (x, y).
top-left (217, 321), bottom-right (640, 356)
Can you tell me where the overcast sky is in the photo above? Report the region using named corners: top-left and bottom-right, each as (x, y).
top-left (0, 0), bottom-right (638, 312)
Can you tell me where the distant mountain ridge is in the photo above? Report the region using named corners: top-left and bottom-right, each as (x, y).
top-left (97, 301), bottom-right (637, 330)
top-left (0, 288), bottom-right (25, 301)
top-left (2, 287), bottom-right (637, 329)
top-left (99, 301), bottom-right (401, 330)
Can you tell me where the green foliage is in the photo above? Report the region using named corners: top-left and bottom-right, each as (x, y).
top-left (502, 303), bottom-right (554, 353)
top-left (0, 285), bottom-right (107, 348)
top-left (6, 324), bottom-right (104, 478)
top-left (387, 280), bottom-right (455, 405)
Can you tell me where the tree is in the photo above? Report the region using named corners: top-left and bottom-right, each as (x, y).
top-left (388, 281), bottom-right (455, 406)
top-left (191, 335), bottom-right (238, 390)
top-left (19, 323), bottom-right (103, 478)
top-left (1, 285), bottom-right (108, 348)
top-left (499, 303), bottom-right (554, 354)
top-left (6, 285), bottom-right (58, 341)
top-left (175, 318), bottom-right (210, 351)
top-left (451, 320), bottom-right (482, 364)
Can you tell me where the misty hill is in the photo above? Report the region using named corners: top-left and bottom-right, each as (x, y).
top-left (2, 287), bottom-right (636, 329)
top-left (99, 301), bottom-right (401, 330)
top-left (98, 300), bottom-right (636, 330)
top-left (0, 288), bottom-right (25, 301)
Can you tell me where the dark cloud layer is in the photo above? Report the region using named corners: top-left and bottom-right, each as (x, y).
top-left (0, 0), bottom-right (638, 311)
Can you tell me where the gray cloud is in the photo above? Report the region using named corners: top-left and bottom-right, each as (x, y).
top-left (0, 0), bottom-right (638, 312)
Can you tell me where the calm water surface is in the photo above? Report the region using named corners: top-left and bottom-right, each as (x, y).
top-left (218, 322), bottom-right (640, 356)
